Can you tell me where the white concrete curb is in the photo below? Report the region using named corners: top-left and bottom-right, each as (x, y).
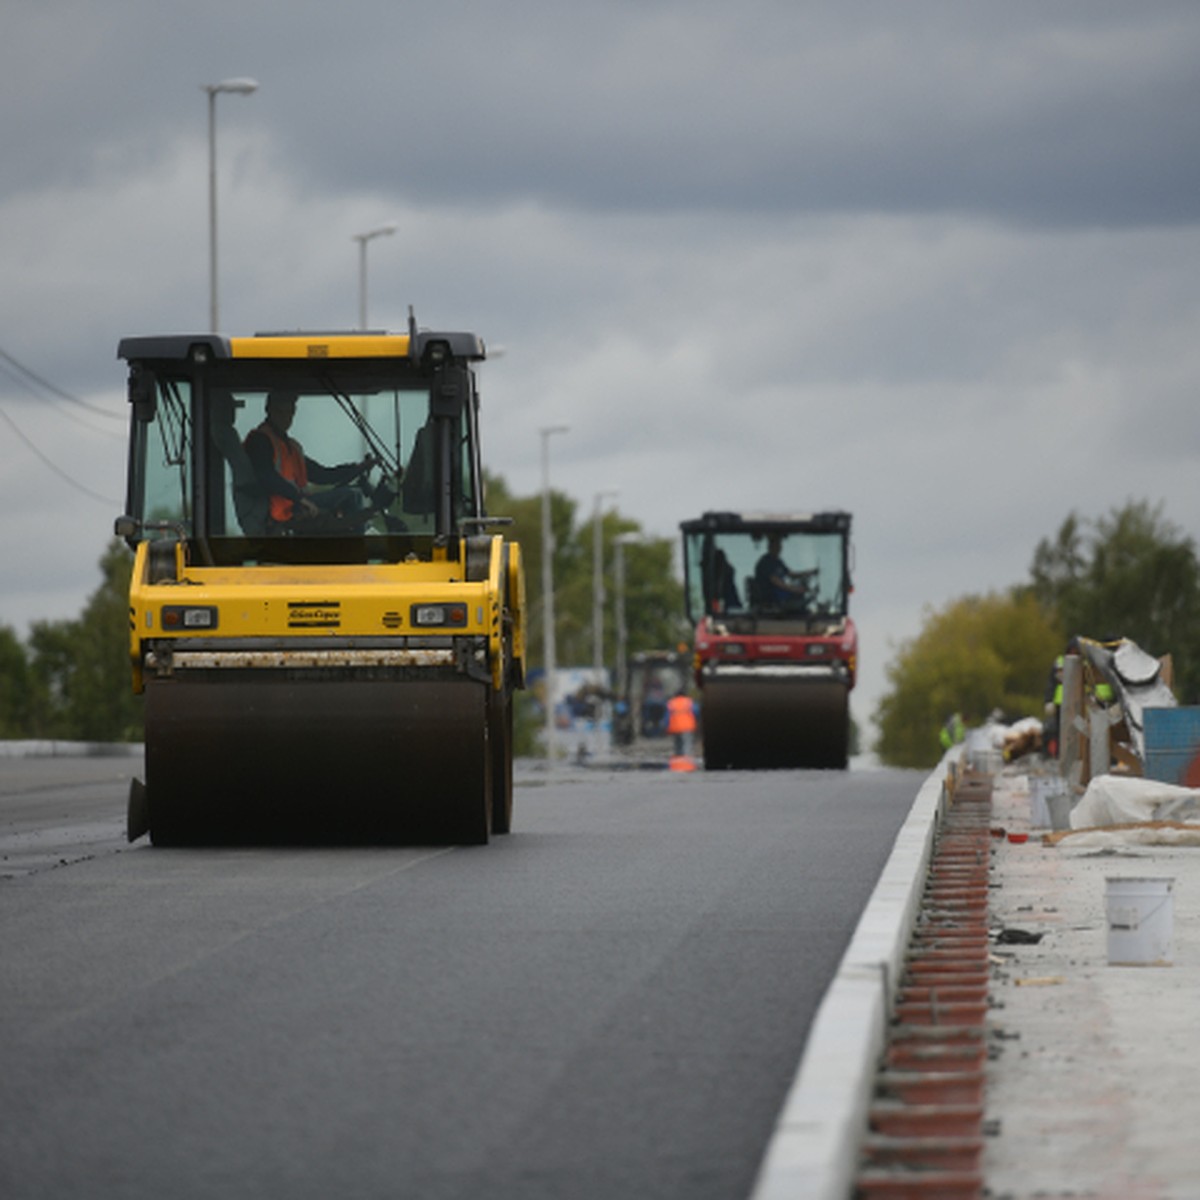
top-left (0, 740), bottom-right (144, 758)
top-left (749, 757), bottom-right (952, 1200)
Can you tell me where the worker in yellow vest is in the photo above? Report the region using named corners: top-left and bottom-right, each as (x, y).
top-left (939, 712), bottom-right (965, 752)
top-left (1044, 655), bottom-right (1064, 757)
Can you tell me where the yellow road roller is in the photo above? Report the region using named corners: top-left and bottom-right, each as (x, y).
top-left (116, 320), bottom-right (525, 845)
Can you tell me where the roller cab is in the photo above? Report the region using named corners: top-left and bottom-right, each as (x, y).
top-left (117, 326), bottom-right (525, 845)
top-left (680, 511), bottom-right (856, 769)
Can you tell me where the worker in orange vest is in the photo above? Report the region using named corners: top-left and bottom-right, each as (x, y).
top-left (667, 690), bottom-right (697, 758)
top-left (244, 392), bottom-right (369, 528)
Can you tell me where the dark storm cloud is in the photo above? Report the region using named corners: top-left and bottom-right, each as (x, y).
top-left (5, 1), bottom-right (1199, 228)
top-left (267, 1), bottom-right (1200, 228)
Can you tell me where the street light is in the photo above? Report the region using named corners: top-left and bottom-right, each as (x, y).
top-left (204, 77), bottom-right (258, 333)
top-left (592, 490), bottom-right (619, 677)
top-left (613, 534), bottom-right (642, 702)
top-left (353, 222), bottom-right (397, 330)
top-left (540, 425), bottom-right (569, 760)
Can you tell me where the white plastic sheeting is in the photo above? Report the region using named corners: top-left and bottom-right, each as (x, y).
top-left (1070, 773), bottom-right (1200, 828)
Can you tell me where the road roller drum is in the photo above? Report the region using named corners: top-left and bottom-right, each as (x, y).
top-left (700, 674), bottom-right (849, 770)
top-left (144, 675), bottom-right (490, 844)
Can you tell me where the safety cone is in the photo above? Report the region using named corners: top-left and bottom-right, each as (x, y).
top-left (669, 755), bottom-right (696, 772)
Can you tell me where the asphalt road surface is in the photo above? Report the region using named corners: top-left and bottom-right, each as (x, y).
top-left (0, 754), bottom-right (922, 1200)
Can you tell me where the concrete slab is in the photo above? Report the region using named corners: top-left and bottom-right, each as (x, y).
top-left (985, 768), bottom-right (1200, 1199)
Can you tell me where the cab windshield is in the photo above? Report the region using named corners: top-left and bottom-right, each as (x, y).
top-left (130, 366), bottom-right (480, 561)
top-left (684, 528), bottom-right (848, 621)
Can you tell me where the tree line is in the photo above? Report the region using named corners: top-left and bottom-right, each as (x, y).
top-left (7, 488), bottom-right (1185, 769)
top-left (481, 474), bottom-right (688, 672)
top-left (0, 473), bottom-right (687, 746)
top-left (874, 499), bottom-right (1200, 768)
top-left (0, 540), bottom-right (141, 742)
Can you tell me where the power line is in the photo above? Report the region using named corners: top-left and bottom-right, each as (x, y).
top-left (0, 361), bottom-right (121, 444)
top-left (0, 404), bottom-right (120, 507)
top-left (0, 344), bottom-right (124, 422)
top-left (0, 342), bottom-right (125, 504)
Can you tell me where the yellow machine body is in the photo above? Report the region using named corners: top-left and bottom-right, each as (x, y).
top-left (117, 327), bottom-right (524, 845)
top-left (127, 537), bottom-right (524, 693)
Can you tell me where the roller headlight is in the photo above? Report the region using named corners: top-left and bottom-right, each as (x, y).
top-left (411, 603), bottom-right (468, 628)
top-left (161, 605), bottom-right (218, 630)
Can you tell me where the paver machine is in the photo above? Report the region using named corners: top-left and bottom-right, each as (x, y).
top-left (614, 649), bottom-right (691, 746)
top-left (680, 511), bottom-right (856, 769)
top-left (116, 319), bottom-right (525, 844)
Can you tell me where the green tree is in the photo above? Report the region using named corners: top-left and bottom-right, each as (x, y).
top-left (0, 626), bottom-right (30, 736)
top-left (484, 472), bottom-right (685, 672)
top-left (874, 590), bottom-right (1062, 768)
top-left (26, 620), bottom-right (75, 737)
top-left (70, 540), bottom-right (142, 740)
top-left (1030, 499), bottom-right (1200, 699)
top-left (26, 540), bottom-right (141, 741)
top-left (484, 472), bottom-right (687, 755)
top-left (610, 537), bottom-right (689, 661)
top-left (484, 471), bottom-right (581, 672)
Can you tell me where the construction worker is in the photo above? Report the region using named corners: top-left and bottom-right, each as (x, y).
top-left (1044, 655), bottom-right (1064, 758)
top-left (245, 392), bottom-right (369, 529)
top-left (667, 690), bottom-right (697, 758)
top-left (754, 534), bottom-right (818, 609)
top-left (939, 712), bottom-right (965, 752)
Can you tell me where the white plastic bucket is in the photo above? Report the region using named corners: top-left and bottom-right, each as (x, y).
top-left (1045, 790), bottom-right (1072, 832)
top-left (1105, 877), bottom-right (1174, 966)
top-left (1030, 776), bottom-right (1071, 830)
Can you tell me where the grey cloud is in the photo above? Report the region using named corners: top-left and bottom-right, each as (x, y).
top-left (5, 2), bottom-right (1200, 228)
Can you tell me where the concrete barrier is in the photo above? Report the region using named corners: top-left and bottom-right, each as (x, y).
top-left (749, 753), bottom-right (954, 1200)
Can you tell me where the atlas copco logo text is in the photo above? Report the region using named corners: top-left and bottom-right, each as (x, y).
top-left (287, 601), bottom-right (341, 629)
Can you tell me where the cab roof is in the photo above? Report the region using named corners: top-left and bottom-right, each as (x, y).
top-left (680, 510), bottom-right (851, 535)
top-left (117, 330), bottom-right (486, 364)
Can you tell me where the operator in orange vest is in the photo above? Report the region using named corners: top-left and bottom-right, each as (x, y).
top-left (244, 392), bottom-right (370, 529)
top-left (667, 690), bottom-right (697, 757)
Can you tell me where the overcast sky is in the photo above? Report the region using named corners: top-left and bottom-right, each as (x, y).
top-left (3, 1), bottom-right (1199, 739)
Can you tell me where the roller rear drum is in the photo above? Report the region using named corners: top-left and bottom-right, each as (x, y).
top-left (144, 675), bottom-right (491, 845)
top-left (701, 676), bottom-right (848, 770)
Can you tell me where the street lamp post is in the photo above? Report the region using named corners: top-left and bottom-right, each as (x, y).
top-left (353, 222), bottom-right (398, 329)
top-left (613, 534), bottom-right (641, 703)
top-left (204, 78), bottom-right (258, 333)
top-left (540, 425), bottom-right (569, 760)
top-left (592, 490), bottom-right (618, 678)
